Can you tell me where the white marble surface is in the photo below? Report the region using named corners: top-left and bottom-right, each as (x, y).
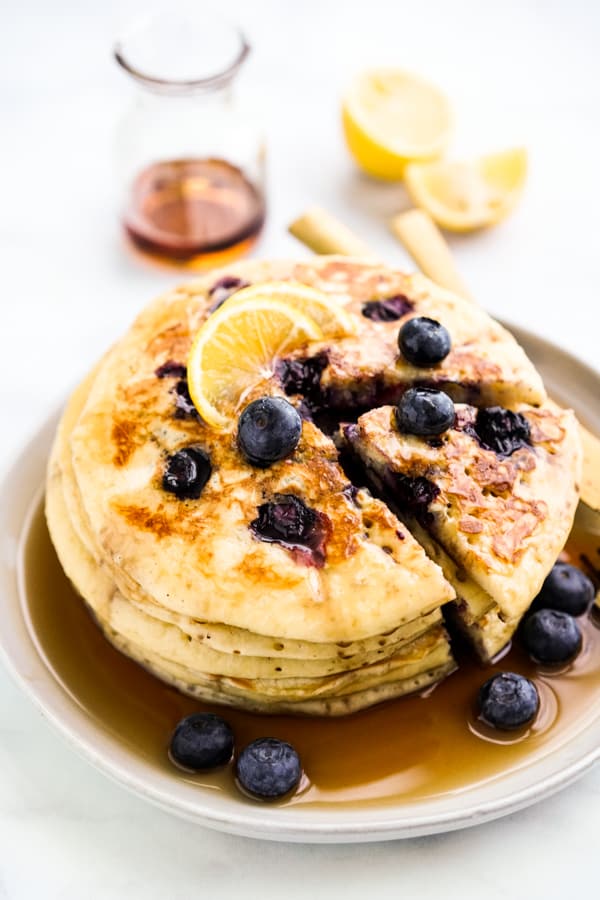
top-left (1, 0), bottom-right (600, 895)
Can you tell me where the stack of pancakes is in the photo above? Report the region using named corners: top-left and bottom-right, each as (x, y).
top-left (46, 257), bottom-right (581, 715)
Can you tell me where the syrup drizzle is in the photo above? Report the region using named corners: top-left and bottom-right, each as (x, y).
top-left (24, 500), bottom-right (600, 809)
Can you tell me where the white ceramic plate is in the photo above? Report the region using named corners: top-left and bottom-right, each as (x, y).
top-left (1, 324), bottom-right (599, 843)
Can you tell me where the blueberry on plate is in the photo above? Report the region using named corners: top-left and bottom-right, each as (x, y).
top-left (398, 316), bottom-right (451, 367)
top-left (236, 737), bottom-right (302, 800)
top-left (162, 447), bottom-right (212, 499)
top-left (238, 397), bottom-right (302, 467)
top-left (532, 562), bottom-right (595, 617)
top-left (396, 387), bottom-right (455, 436)
top-left (478, 672), bottom-right (539, 730)
top-left (169, 713), bottom-right (234, 771)
top-left (522, 609), bottom-right (582, 665)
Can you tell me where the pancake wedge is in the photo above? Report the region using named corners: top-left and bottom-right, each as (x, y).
top-left (342, 400), bottom-right (581, 660)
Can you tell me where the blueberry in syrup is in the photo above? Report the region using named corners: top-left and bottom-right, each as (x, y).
top-left (473, 406), bottom-right (531, 456)
top-left (398, 316), bottom-right (451, 367)
top-left (396, 387), bottom-right (455, 437)
top-left (478, 672), bottom-right (539, 730)
top-left (207, 276), bottom-right (249, 312)
top-left (162, 447), bottom-right (212, 500)
top-left (169, 713), bottom-right (234, 771)
top-left (531, 562), bottom-right (595, 617)
top-left (522, 609), bottom-right (582, 665)
top-left (361, 294), bottom-right (414, 322)
top-left (250, 494), bottom-right (330, 567)
top-left (238, 397), bottom-right (302, 467)
top-left (236, 737), bottom-right (302, 800)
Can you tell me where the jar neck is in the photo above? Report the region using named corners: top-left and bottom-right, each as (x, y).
top-left (132, 81), bottom-right (235, 109)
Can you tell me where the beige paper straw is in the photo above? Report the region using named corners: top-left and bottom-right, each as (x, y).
top-left (288, 207), bottom-right (376, 258)
top-left (390, 209), bottom-right (472, 300)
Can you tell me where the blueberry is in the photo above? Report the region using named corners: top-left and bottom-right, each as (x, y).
top-left (398, 316), bottom-right (451, 366)
top-left (236, 738), bottom-right (302, 800)
top-left (155, 360), bottom-right (187, 379)
top-left (384, 470), bottom-right (440, 525)
top-left (478, 672), bottom-right (539, 730)
top-left (238, 397), bottom-right (302, 467)
top-left (169, 713), bottom-right (234, 771)
top-left (162, 447), bottom-right (212, 499)
top-left (396, 387), bottom-right (455, 436)
top-left (207, 276), bottom-right (249, 312)
top-left (250, 494), bottom-right (329, 568)
top-left (276, 352), bottom-right (329, 400)
top-left (532, 562), bottom-right (595, 617)
top-left (361, 294), bottom-right (414, 322)
top-left (172, 378), bottom-right (198, 419)
top-left (473, 406), bottom-right (531, 456)
top-left (522, 609), bottom-right (582, 665)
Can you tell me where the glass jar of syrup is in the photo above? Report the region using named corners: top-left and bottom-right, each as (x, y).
top-left (114, 10), bottom-right (266, 268)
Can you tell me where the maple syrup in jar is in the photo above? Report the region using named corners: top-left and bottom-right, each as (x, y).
top-left (114, 10), bottom-right (265, 268)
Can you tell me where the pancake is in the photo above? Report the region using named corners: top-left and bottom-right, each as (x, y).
top-left (342, 400), bottom-right (581, 660)
top-left (45, 255), bottom-right (577, 712)
top-left (46, 402), bottom-right (455, 711)
top-left (64, 270), bottom-right (455, 646)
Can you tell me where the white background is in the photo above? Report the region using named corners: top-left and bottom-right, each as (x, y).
top-left (1, 0), bottom-right (599, 896)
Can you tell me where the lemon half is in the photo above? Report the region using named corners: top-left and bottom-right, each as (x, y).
top-left (405, 147), bottom-right (528, 232)
top-left (342, 68), bottom-right (452, 181)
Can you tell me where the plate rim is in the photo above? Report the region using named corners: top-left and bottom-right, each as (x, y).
top-left (1, 320), bottom-right (600, 843)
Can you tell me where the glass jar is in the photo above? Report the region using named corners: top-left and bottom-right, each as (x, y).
top-left (114, 9), bottom-right (266, 268)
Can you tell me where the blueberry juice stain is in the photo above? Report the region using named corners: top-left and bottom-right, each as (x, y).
top-left (124, 158), bottom-right (265, 269)
top-left (24, 497), bottom-right (600, 808)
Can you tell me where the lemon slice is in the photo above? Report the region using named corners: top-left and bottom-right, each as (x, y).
top-left (342, 68), bottom-right (452, 181)
top-left (405, 148), bottom-right (528, 232)
top-left (187, 297), bottom-right (323, 428)
top-left (222, 281), bottom-right (357, 338)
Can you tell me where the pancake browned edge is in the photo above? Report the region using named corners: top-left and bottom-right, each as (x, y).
top-left (340, 402), bottom-right (581, 662)
top-left (45, 256), bottom-right (578, 714)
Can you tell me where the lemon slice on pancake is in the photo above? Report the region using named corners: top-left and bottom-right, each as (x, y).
top-left (187, 297), bottom-right (323, 428)
top-left (342, 68), bottom-right (452, 181)
top-left (405, 148), bottom-right (528, 232)
top-left (223, 281), bottom-right (357, 338)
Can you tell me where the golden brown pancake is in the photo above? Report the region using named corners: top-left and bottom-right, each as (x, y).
top-left (341, 400), bottom-right (581, 660)
top-left (44, 256), bottom-right (577, 711)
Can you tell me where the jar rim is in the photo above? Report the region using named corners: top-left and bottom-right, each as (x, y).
top-left (114, 9), bottom-right (250, 94)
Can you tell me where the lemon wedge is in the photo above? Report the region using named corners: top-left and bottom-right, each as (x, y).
top-left (404, 148), bottom-right (528, 232)
top-left (342, 68), bottom-right (452, 181)
top-left (187, 297), bottom-right (323, 428)
top-left (222, 281), bottom-right (357, 338)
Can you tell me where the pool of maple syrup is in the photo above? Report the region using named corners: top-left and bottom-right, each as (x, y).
top-left (123, 158), bottom-right (265, 268)
top-left (23, 499), bottom-right (600, 809)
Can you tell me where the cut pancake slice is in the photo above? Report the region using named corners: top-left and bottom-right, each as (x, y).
top-left (406, 521), bottom-right (516, 662)
top-left (341, 400), bottom-right (582, 661)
